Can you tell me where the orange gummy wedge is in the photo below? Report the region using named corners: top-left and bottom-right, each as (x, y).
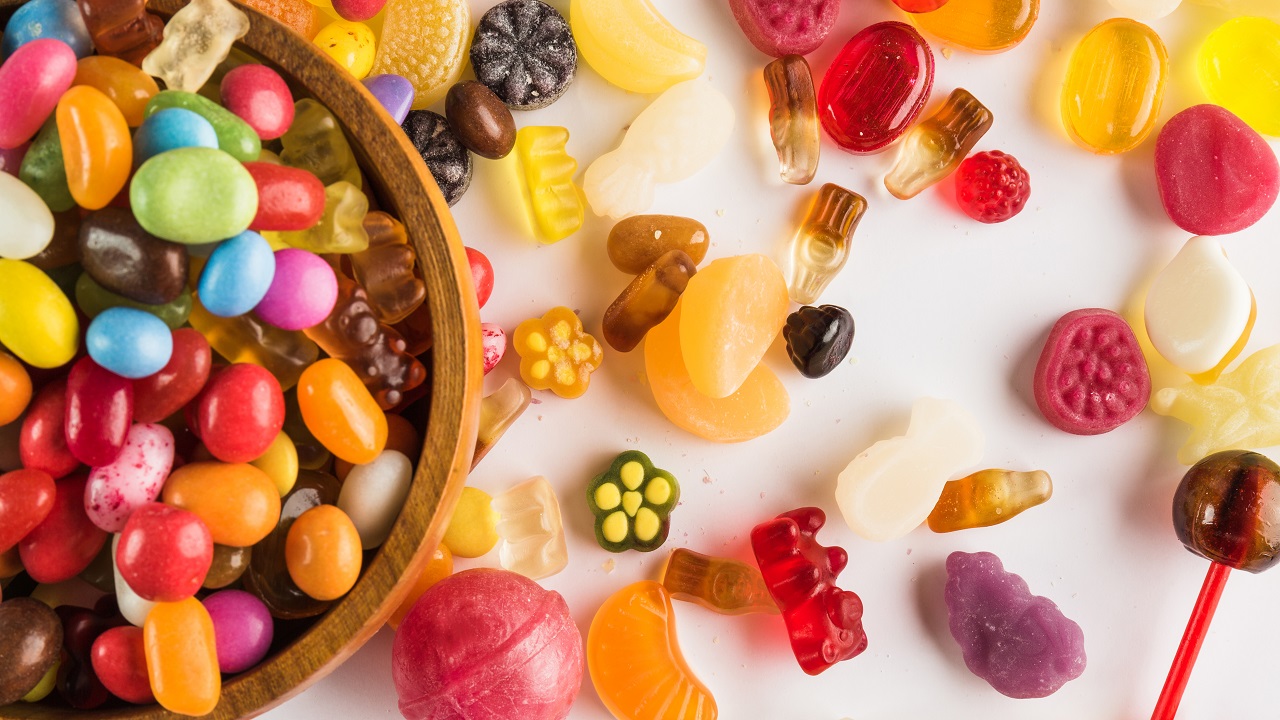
top-left (646, 302), bottom-right (789, 442)
top-left (588, 581), bottom-right (717, 720)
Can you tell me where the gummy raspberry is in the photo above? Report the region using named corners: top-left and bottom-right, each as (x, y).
top-left (1033, 308), bottom-right (1150, 435)
top-left (955, 150), bottom-right (1031, 223)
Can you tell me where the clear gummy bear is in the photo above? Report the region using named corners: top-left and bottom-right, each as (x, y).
top-left (141, 0), bottom-right (248, 93)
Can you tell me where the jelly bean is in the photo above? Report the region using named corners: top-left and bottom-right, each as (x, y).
top-left (0, 38), bottom-right (77, 149)
top-left (0, 597), bottom-right (63, 705)
top-left (0, 545), bottom-right (22, 577)
top-left (84, 423), bottom-right (174, 532)
top-left (163, 462), bottom-right (281, 547)
top-left (75, 272), bottom-right (193, 330)
top-left (90, 625), bottom-right (153, 703)
top-left (0, 468), bottom-right (56, 553)
top-left (76, 540), bottom-right (115, 592)
top-left (19, 118), bottom-right (74, 213)
top-left (26, 207), bottom-right (80, 269)
top-left (198, 230), bottom-right (276, 317)
top-left (0, 352), bottom-right (32, 426)
top-left (1061, 19), bottom-right (1167, 154)
top-left (255, 248), bottom-right (338, 330)
top-left (241, 469), bottom-right (339, 619)
top-left (1198, 18), bottom-right (1280, 137)
top-left (203, 589), bottom-right (273, 673)
top-left (0, 167), bottom-right (55, 261)
top-left (571, 0), bottom-right (706, 94)
top-left (362, 74), bottom-right (415, 125)
top-left (65, 356), bottom-right (133, 467)
top-left (334, 412), bottom-right (419, 480)
top-left (86, 307), bottom-right (174, 379)
top-left (18, 473), bottom-right (108, 583)
top-left (219, 64), bottom-right (295, 140)
top-left (250, 431), bottom-right (299, 496)
top-left (22, 657), bottom-right (59, 702)
top-left (55, 85), bottom-right (131, 210)
top-left (298, 358), bottom-right (388, 464)
top-left (285, 504), bottom-right (362, 601)
top-left (481, 322), bottom-right (506, 374)
top-left (387, 545), bottom-right (452, 629)
top-left (55, 599), bottom-right (128, 708)
top-left (132, 107), bottom-right (218, 166)
top-left (910, 0), bottom-right (1039, 54)
top-left (333, 0), bottom-right (385, 22)
top-left (369, 0), bottom-right (469, 108)
top-left (466, 246), bottom-right (493, 309)
top-left (0, 259), bottom-right (78, 368)
top-left (203, 543), bottom-right (251, 589)
top-left (337, 449), bottom-right (412, 548)
top-left (443, 486), bottom-right (499, 558)
top-left (72, 55), bottom-right (158, 127)
top-left (145, 90), bottom-right (261, 162)
top-left (244, 162), bottom-right (326, 232)
top-left (444, 80), bottom-right (514, 160)
top-left (314, 19), bottom-right (376, 79)
top-left (130, 146), bottom-right (258, 244)
top-left (80, 207), bottom-right (188, 305)
top-left (131, 329), bottom-right (210, 423)
top-left (144, 597), bottom-right (221, 716)
top-left (112, 535), bottom-right (155, 626)
top-left (19, 380), bottom-right (78, 478)
top-left (195, 364), bottom-right (285, 463)
top-left (2, 0), bottom-right (94, 58)
top-left (0, 141), bottom-right (29, 175)
top-left (116, 502), bottom-right (211, 603)
top-left (188, 299), bottom-right (319, 391)
top-left (0, 419), bottom-right (22, 474)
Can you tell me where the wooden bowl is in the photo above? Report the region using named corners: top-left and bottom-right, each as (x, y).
top-left (0, 0), bottom-right (484, 717)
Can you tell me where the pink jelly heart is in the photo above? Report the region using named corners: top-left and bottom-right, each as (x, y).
top-left (1155, 104), bottom-right (1279, 236)
top-left (728, 0), bottom-right (840, 57)
top-left (1033, 308), bottom-right (1150, 435)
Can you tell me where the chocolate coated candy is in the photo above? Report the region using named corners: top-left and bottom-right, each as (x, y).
top-left (1174, 450), bottom-right (1280, 573)
top-left (445, 81), bottom-right (516, 159)
top-left (606, 215), bottom-right (709, 275)
top-left (783, 304), bottom-right (854, 379)
top-left (401, 110), bottom-right (472, 206)
top-left (471, 0), bottom-right (577, 110)
top-left (0, 597), bottom-right (62, 705)
top-left (79, 208), bottom-right (189, 305)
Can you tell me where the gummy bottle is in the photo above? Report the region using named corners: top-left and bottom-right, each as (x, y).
top-left (786, 183), bottom-right (867, 305)
top-left (764, 54), bottom-right (819, 185)
top-left (885, 88), bottom-right (992, 199)
top-left (910, 0), bottom-right (1039, 54)
top-left (1061, 18), bottom-right (1167, 154)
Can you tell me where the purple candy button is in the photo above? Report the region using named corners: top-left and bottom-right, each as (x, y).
top-left (204, 589), bottom-right (274, 674)
top-left (363, 74), bottom-right (415, 125)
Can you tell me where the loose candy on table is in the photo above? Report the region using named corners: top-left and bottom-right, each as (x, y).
top-left (661, 547), bottom-right (779, 616)
top-left (927, 469), bottom-right (1052, 532)
top-left (786, 184), bottom-right (866, 305)
top-left (72, 56), bottom-right (159, 128)
top-left (187, 298), bottom-right (320, 392)
top-left (0, 38), bottom-right (77, 150)
top-left (836, 397), bottom-right (984, 541)
top-left (79, 208), bottom-right (188, 305)
top-left (1197, 18), bottom-right (1280, 136)
top-left (18, 118), bottom-right (74, 215)
top-left (954, 150), bottom-right (1031, 223)
top-left (1061, 18), bottom-right (1167, 155)
top-left (2, 0), bottom-right (93, 58)
top-left (818, 22), bottom-right (933, 154)
top-left (442, 486), bottom-right (499, 558)
top-left (277, 180), bottom-right (369, 253)
top-left (514, 306), bottom-right (604, 399)
top-left (351, 211), bottom-right (426, 324)
top-left (298, 358), bottom-right (389, 464)
top-left (945, 551), bottom-right (1086, 698)
top-left (1155, 105), bottom-right (1279, 236)
top-left (783, 304), bottom-right (855, 379)
top-left (909, 0), bottom-right (1040, 53)
top-left (279, 98), bottom-right (360, 187)
top-left (194, 363), bottom-right (285, 463)
top-left (471, 0), bottom-right (577, 111)
top-left (1151, 345), bottom-right (1280, 465)
top-left (369, 0), bottom-right (469, 109)
top-left (0, 469), bottom-right (56, 553)
top-left (337, 449), bottom-right (412, 549)
top-left (58, 84), bottom-right (130, 210)
top-left (132, 107), bottom-right (218, 167)
top-left (394, 569), bottom-right (583, 720)
top-left (1033, 308), bottom-right (1150, 435)
top-left (481, 322), bottom-right (506, 375)
top-left (140, 0), bottom-right (247, 93)
top-left (466, 246), bottom-right (493, 309)
top-left (131, 147), bottom-right (259, 245)
top-left (84, 423), bottom-right (174, 533)
top-left (203, 543), bottom-right (251, 590)
top-left (886, 88), bottom-right (992, 199)
top-left (570, 0), bottom-right (706, 94)
top-left (313, 20), bottom-right (376, 79)
top-left (401, 110), bottom-right (472, 207)
top-left (219, 64), bottom-right (294, 140)
top-left (472, 377), bottom-right (532, 468)
top-left (198, 230), bottom-right (276, 317)
top-left (764, 54), bottom-right (819, 186)
top-left (65, 356), bottom-right (133, 467)
top-left (444, 80), bottom-right (515, 159)
top-left (143, 597), bottom-right (221, 716)
top-left (603, 249), bottom-right (696, 353)
top-left (0, 172), bottom-right (55, 259)
top-left (362, 74), bottom-right (415, 125)
top-left (0, 598), bottom-right (62, 705)
top-left (116, 502), bottom-right (213, 602)
top-left (19, 380), bottom-right (79, 479)
top-left (90, 625), bottom-right (153, 703)
top-left (608, 215), bottom-right (709, 275)
top-left (491, 475), bottom-right (568, 580)
top-left (76, 0), bottom-right (163, 65)
top-left (19, 474), bottom-right (108, 583)
top-left (387, 545), bottom-right (452, 630)
top-left (588, 450), bottom-right (680, 554)
top-left (285, 504), bottom-right (362, 601)
top-left (203, 589), bottom-right (273, 674)
top-left (162, 462), bottom-right (282, 547)
top-left (242, 469), bottom-right (339, 619)
top-left (255, 248), bottom-right (338, 330)
top-left (584, 79), bottom-right (734, 220)
top-left (0, 259), bottom-right (79, 369)
top-left (729, 0), bottom-right (839, 57)
top-left (510, 125), bottom-right (585, 242)
top-left (1144, 236), bottom-right (1253, 383)
top-left (588, 580), bottom-right (716, 720)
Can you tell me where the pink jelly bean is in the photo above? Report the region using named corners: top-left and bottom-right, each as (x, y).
top-left (1155, 104), bottom-right (1280, 236)
top-left (0, 38), bottom-right (78, 149)
top-left (132, 328), bottom-right (212, 424)
top-left (85, 423), bottom-right (175, 533)
top-left (65, 356), bottom-right (134, 467)
top-left (728, 0), bottom-right (840, 57)
top-left (481, 322), bottom-right (505, 375)
top-left (116, 502), bottom-right (213, 602)
top-left (19, 472), bottom-right (108, 583)
top-left (1033, 308), bottom-right (1150, 436)
top-left (219, 64), bottom-right (295, 141)
top-left (90, 626), bottom-right (154, 704)
top-left (254, 248), bottom-right (338, 330)
top-left (0, 468), bottom-right (56, 553)
top-left (19, 379), bottom-right (80, 479)
top-left (203, 589), bottom-right (274, 673)
top-left (195, 364), bottom-right (285, 463)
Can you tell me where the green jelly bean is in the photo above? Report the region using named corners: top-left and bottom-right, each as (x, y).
top-left (131, 147), bottom-right (258, 244)
top-left (19, 119), bottom-right (74, 213)
top-left (145, 90), bottom-right (261, 162)
top-left (0, 259), bottom-right (78, 369)
top-left (75, 273), bottom-right (193, 329)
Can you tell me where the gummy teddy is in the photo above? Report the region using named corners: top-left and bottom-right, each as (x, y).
top-left (348, 211), bottom-right (427, 325)
top-left (491, 476), bottom-right (568, 580)
top-left (511, 126), bottom-right (585, 243)
top-left (661, 548), bottom-right (778, 616)
top-left (513, 307), bottom-right (603, 399)
top-left (278, 182), bottom-right (370, 254)
top-left (279, 99), bottom-right (362, 189)
top-left (570, 0), bottom-right (706, 94)
top-left (750, 507), bottom-right (868, 675)
top-left (587, 450), bottom-right (679, 553)
top-left (75, 0), bottom-right (164, 65)
top-left (141, 0), bottom-right (249, 93)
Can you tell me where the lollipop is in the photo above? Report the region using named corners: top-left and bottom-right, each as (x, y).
top-left (1151, 450), bottom-right (1280, 719)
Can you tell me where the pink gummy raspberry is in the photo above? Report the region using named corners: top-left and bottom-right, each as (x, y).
top-left (1033, 308), bottom-right (1150, 435)
top-left (1155, 104), bottom-right (1279, 236)
top-left (728, 0), bottom-right (840, 57)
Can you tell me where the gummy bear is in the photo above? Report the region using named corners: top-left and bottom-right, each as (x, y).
top-left (587, 450), bottom-right (680, 553)
top-left (348, 211), bottom-right (426, 325)
top-left (909, 0), bottom-right (1040, 54)
top-left (141, 0), bottom-right (249, 93)
top-left (278, 181), bottom-right (370, 254)
top-left (188, 298), bottom-right (319, 391)
top-left (513, 307), bottom-right (603, 399)
top-left (570, 0), bottom-right (706, 94)
top-left (662, 548), bottom-right (779, 616)
top-left (885, 88), bottom-right (992, 199)
top-left (491, 475), bottom-right (568, 580)
top-left (927, 469), bottom-right (1052, 532)
top-left (279, 99), bottom-right (361, 189)
top-left (75, 0), bottom-right (164, 65)
top-left (369, 0), bottom-right (469, 109)
top-left (511, 126), bottom-right (584, 243)
top-left (786, 184), bottom-right (866, 305)
top-left (764, 54), bottom-right (819, 185)
top-left (1061, 18), bottom-right (1167, 155)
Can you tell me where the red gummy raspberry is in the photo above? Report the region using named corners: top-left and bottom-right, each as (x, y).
top-left (955, 151), bottom-right (1031, 223)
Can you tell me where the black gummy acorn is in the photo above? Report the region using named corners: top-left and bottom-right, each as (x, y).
top-left (470, 0), bottom-right (578, 111)
top-left (401, 110), bottom-right (473, 207)
top-left (783, 305), bottom-right (855, 379)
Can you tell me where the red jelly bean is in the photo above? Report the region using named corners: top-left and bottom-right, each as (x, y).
top-left (56, 601), bottom-right (127, 710)
top-left (332, 0), bottom-right (385, 22)
top-left (65, 356), bottom-right (133, 467)
top-left (466, 246), bottom-right (493, 309)
top-left (18, 473), bottom-right (108, 583)
top-left (818, 21), bottom-right (934, 154)
top-left (196, 364), bottom-right (285, 463)
top-left (728, 0), bottom-right (840, 57)
top-left (1033, 308), bottom-right (1150, 436)
top-left (19, 379), bottom-right (80, 479)
top-left (1155, 104), bottom-right (1280, 236)
top-left (133, 328), bottom-right (212, 423)
top-left (219, 64), bottom-right (295, 141)
top-left (244, 161), bottom-right (327, 232)
top-left (0, 468), bottom-right (56, 553)
top-left (90, 625), bottom-right (154, 704)
top-left (892, 0), bottom-right (949, 10)
top-left (0, 38), bottom-right (78, 149)
top-left (116, 502), bottom-right (213, 602)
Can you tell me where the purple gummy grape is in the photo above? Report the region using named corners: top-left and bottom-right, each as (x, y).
top-left (362, 74), bottom-right (415, 125)
top-left (728, 0), bottom-right (840, 57)
top-left (1033, 308), bottom-right (1149, 436)
top-left (1155, 104), bottom-right (1279, 236)
top-left (944, 551), bottom-right (1086, 699)
top-left (204, 589), bottom-right (274, 674)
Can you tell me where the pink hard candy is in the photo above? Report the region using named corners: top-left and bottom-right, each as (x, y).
top-left (1155, 104), bottom-right (1279, 236)
top-left (0, 38), bottom-right (77, 149)
top-left (393, 568), bottom-right (583, 720)
top-left (481, 322), bottom-right (505, 375)
top-left (728, 0), bottom-right (840, 57)
top-left (1033, 308), bottom-right (1149, 435)
top-left (85, 423), bottom-right (174, 533)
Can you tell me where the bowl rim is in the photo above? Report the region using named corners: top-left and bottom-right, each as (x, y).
top-left (0, 0), bottom-right (484, 717)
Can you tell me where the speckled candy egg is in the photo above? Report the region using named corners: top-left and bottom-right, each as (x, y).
top-left (481, 322), bottom-right (505, 375)
top-left (85, 423), bottom-right (174, 533)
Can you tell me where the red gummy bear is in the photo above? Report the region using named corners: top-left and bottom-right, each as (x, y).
top-left (750, 507), bottom-right (867, 675)
top-left (955, 150), bottom-right (1031, 223)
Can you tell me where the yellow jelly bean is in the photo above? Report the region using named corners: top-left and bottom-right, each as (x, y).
top-left (1197, 17), bottom-right (1280, 136)
top-left (285, 505), bottom-right (363, 601)
top-left (570, 0), bottom-right (707, 94)
top-left (298, 358), bottom-right (388, 464)
top-left (144, 598), bottom-right (220, 717)
top-left (251, 431), bottom-right (299, 496)
top-left (910, 0), bottom-right (1039, 54)
top-left (162, 462), bottom-right (282, 547)
top-left (21, 659), bottom-right (57, 703)
top-left (0, 259), bottom-right (78, 369)
top-left (442, 487), bottom-right (499, 558)
top-left (56, 85), bottom-right (132, 211)
top-left (314, 20), bottom-right (377, 79)
top-left (1061, 19), bottom-right (1167, 154)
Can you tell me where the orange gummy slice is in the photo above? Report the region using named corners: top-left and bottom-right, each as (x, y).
top-left (588, 581), bottom-right (718, 720)
top-left (646, 302), bottom-right (789, 442)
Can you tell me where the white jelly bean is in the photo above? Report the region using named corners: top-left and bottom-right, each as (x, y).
top-left (112, 535), bottom-right (156, 626)
top-left (337, 450), bottom-right (412, 549)
top-left (0, 172), bottom-right (54, 260)
top-left (85, 423), bottom-right (175, 533)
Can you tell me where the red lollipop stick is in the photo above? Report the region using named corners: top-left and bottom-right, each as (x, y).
top-left (1150, 562), bottom-right (1230, 720)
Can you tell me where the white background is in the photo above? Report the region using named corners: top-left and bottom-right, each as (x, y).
top-left (270, 0), bottom-right (1280, 718)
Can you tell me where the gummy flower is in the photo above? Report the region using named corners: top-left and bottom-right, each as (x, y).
top-left (587, 451), bottom-right (680, 553)
top-left (513, 306), bottom-right (603, 399)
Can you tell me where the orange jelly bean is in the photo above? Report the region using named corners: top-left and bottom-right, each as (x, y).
top-left (285, 504), bottom-right (362, 601)
top-left (143, 597), bottom-right (220, 716)
top-left (55, 85), bottom-right (131, 210)
top-left (387, 544), bottom-right (452, 629)
top-left (73, 56), bottom-right (159, 127)
top-left (336, 412), bottom-right (420, 480)
top-left (0, 351), bottom-right (33, 426)
top-left (161, 462), bottom-right (282, 547)
top-left (298, 358), bottom-right (388, 465)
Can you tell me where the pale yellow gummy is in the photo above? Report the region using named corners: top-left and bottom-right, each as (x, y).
top-left (370, 0), bottom-right (469, 108)
top-left (570, 0), bottom-right (706, 94)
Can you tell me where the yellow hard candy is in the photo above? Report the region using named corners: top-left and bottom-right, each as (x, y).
top-left (442, 486), bottom-right (499, 558)
top-left (0, 259), bottom-right (79, 369)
